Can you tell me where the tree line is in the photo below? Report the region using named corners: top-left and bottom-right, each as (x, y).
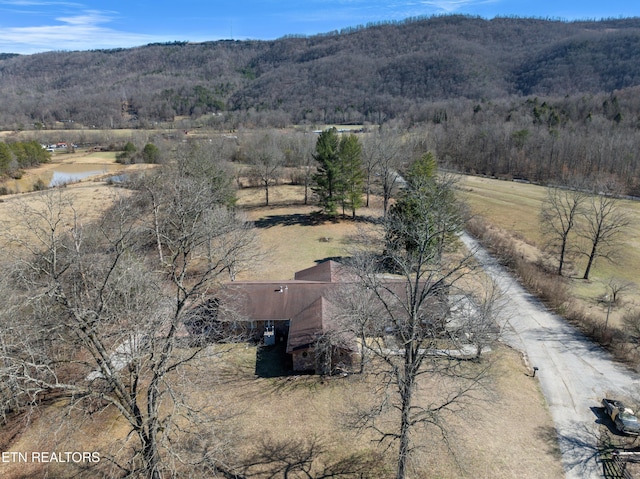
top-left (7, 91), bottom-right (640, 198)
top-left (417, 92), bottom-right (640, 196)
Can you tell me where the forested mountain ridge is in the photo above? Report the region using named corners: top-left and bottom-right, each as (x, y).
top-left (1, 15), bottom-right (640, 128)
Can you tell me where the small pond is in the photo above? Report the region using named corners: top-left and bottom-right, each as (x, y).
top-left (49, 168), bottom-right (109, 186)
top-left (4, 163), bottom-right (121, 193)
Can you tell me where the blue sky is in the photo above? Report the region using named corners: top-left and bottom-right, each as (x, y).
top-left (1, 0), bottom-right (639, 55)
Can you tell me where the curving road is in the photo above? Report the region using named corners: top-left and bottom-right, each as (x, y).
top-left (461, 233), bottom-right (640, 479)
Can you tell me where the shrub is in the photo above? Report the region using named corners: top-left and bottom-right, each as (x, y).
top-left (142, 143), bottom-right (160, 163)
top-left (32, 178), bottom-right (47, 191)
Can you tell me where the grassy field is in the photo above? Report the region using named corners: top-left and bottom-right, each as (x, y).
top-left (459, 175), bottom-right (640, 328)
top-left (235, 185), bottom-right (385, 280)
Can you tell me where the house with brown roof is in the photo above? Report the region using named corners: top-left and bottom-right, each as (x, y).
top-left (218, 260), bottom-right (359, 374)
top-left (214, 259), bottom-right (457, 374)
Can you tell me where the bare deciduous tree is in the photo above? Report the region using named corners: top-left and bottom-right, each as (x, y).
top-left (361, 129), bottom-right (407, 216)
top-left (540, 183), bottom-right (588, 276)
top-left (244, 131), bottom-right (284, 206)
top-left (329, 281), bottom-right (386, 374)
top-left (284, 131), bottom-right (317, 205)
top-left (578, 186), bottom-right (630, 280)
top-left (0, 146), bottom-right (258, 478)
top-left (601, 277), bottom-right (634, 329)
top-left (452, 277), bottom-right (506, 359)
top-left (342, 169), bottom-right (495, 479)
top-left (604, 277), bottom-right (634, 306)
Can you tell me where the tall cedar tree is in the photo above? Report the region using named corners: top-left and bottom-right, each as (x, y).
top-left (338, 134), bottom-right (364, 218)
top-left (386, 152), bottom-right (457, 258)
top-left (312, 128), bottom-right (342, 216)
top-left (313, 129), bottom-right (365, 217)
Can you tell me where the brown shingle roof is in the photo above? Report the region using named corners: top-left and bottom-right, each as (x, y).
top-left (217, 260), bottom-right (439, 356)
top-left (286, 297), bottom-right (325, 352)
top-left (219, 281), bottom-right (334, 321)
top-left (286, 296), bottom-right (357, 353)
top-left (293, 260), bottom-right (345, 282)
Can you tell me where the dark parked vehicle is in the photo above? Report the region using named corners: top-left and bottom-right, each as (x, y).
top-left (602, 398), bottom-right (640, 435)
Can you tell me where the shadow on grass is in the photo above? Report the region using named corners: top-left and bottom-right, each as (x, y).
top-left (252, 210), bottom-right (381, 229)
top-left (252, 212), bottom-right (327, 228)
top-left (235, 434), bottom-right (386, 479)
top-left (255, 340), bottom-right (293, 378)
top-left (535, 424), bottom-right (564, 459)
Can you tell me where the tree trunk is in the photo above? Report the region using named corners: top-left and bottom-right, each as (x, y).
top-left (583, 242), bottom-right (597, 280)
top-left (359, 330), bottom-right (366, 374)
top-left (397, 424), bottom-right (410, 479)
top-left (396, 358), bottom-right (414, 479)
top-left (145, 186), bottom-right (164, 264)
top-left (558, 238), bottom-right (567, 276)
top-left (142, 436), bottom-right (162, 479)
top-left (142, 377), bottom-right (162, 479)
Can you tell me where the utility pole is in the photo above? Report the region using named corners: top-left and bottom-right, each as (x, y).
top-left (605, 294), bottom-right (612, 330)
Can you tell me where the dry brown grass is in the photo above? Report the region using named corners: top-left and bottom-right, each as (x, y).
top-left (236, 185), bottom-right (383, 280)
top-left (0, 345), bottom-right (563, 479)
top-left (466, 200), bottom-right (640, 369)
top-left (207, 345), bottom-right (563, 479)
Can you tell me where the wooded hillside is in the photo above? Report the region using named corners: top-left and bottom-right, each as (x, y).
top-left (2, 15), bottom-right (640, 128)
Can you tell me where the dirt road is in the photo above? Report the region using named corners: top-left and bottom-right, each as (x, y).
top-left (461, 233), bottom-right (640, 479)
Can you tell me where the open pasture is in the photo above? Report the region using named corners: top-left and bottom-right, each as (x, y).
top-left (460, 175), bottom-right (640, 328)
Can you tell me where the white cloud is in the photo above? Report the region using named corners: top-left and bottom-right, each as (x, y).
top-left (56, 10), bottom-right (111, 26)
top-left (419, 0), bottom-right (499, 13)
top-left (0, 10), bottom-right (168, 53)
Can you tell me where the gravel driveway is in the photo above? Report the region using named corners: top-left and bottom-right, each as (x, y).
top-left (461, 233), bottom-right (640, 479)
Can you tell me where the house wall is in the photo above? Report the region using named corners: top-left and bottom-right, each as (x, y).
top-left (292, 349), bottom-right (315, 372)
top-left (331, 349), bottom-right (359, 373)
top-left (292, 347), bottom-right (360, 374)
